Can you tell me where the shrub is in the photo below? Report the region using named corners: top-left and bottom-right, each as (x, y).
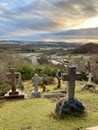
top-left (16, 64), bottom-right (57, 82)
top-left (16, 63), bottom-right (35, 80)
top-left (80, 71), bottom-right (87, 81)
top-left (0, 83), bottom-right (11, 96)
top-left (93, 75), bottom-right (98, 84)
top-left (40, 65), bottom-right (57, 77)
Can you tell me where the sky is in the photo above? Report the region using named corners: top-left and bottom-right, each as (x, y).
top-left (0, 0), bottom-right (98, 43)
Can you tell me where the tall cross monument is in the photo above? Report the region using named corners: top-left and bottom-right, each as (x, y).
top-left (62, 66), bottom-right (81, 101)
top-left (6, 68), bottom-right (20, 95)
top-left (54, 66), bottom-right (85, 115)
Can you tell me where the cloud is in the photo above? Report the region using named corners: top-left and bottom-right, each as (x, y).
top-left (43, 27), bottom-right (98, 41)
top-left (4, 27), bottom-right (98, 42)
top-left (0, 0), bottom-right (98, 41)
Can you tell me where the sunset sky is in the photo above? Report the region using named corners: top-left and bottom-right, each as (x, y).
top-left (0, 0), bottom-right (98, 42)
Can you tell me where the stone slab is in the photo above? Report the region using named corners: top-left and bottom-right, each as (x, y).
top-left (9, 91), bottom-right (19, 95)
top-left (4, 95), bottom-right (24, 99)
top-left (44, 92), bottom-right (63, 98)
top-left (32, 91), bottom-right (41, 98)
top-left (4, 89), bottom-right (25, 99)
top-left (86, 126), bottom-right (98, 130)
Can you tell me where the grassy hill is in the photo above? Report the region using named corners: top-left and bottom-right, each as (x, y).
top-left (73, 42), bottom-right (98, 54)
top-left (0, 81), bottom-right (98, 130)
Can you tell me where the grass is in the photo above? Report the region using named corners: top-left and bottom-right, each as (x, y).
top-left (0, 80), bottom-right (98, 130)
top-left (18, 52), bottom-right (43, 57)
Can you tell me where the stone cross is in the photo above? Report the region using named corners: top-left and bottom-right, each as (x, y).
top-left (87, 73), bottom-right (93, 85)
top-left (6, 68), bottom-right (20, 93)
top-left (32, 74), bottom-right (40, 92)
top-left (62, 66), bottom-right (81, 101)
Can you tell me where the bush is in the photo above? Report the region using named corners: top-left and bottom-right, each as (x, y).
top-left (40, 65), bottom-right (57, 77)
top-left (16, 63), bottom-right (35, 80)
top-left (80, 71), bottom-right (87, 81)
top-left (16, 64), bottom-right (57, 81)
top-left (0, 83), bottom-right (11, 96)
top-left (93, 75), bottom-right (98, 84)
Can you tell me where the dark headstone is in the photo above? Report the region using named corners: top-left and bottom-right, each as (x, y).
top-left (43, 85), bottom-right (46, 92)
top-left (62, 66), bottom-right (81, 101)
top-left (54, 66), bottom-right (85, 116)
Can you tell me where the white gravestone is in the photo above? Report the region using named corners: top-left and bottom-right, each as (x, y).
top-left (87, 73), bottom-right (93, 85)
top-left (32, 74), bottom-right (41, 98)
top-left (83, 61), bottom-right (95, 90)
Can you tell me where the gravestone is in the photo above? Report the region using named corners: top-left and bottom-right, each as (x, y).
top-left (32, 74), bottom-right (41, 98)
top-left (5, 68), bottom-right (25, 99)
top-left (43, 85), bottom-right (46, 92)
top-left (83, 62), bottom-right (95, 90)
top-left (54, 66), bottom-right (85, 115)
top-left (41, 74), bottom-right (48, 92)
top-left (87, 73), bottom-right (93, 85)
top-left (42, 74), bottom-right (48, 84)
top-left (17, 73), bottom-right (24, 90)
top-left (44, 92), bottom-right (63, 98)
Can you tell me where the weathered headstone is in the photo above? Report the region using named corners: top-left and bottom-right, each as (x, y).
top-left (44, 92), bottom-right (63, 98)
top-left (87, 73), bottom-right (93, 85)
top-left (32, 74), bottom-right (41, 98)
top-left (43, 85), bottom-right (46, 92)
top-left (17, 73), bottom-right (24, 90)
top-left (83, 62), bottom-right (95, 90)
top-left (62, 66), bottom-right (81, 101)
top-left (6, 68), bottom-right (20, 95)
top-left (54, 66), bottom-right (85, 115)
top-left (5, 68), bottom-right (25, 99)
top-left (41, 74), bottom-right (48, 91)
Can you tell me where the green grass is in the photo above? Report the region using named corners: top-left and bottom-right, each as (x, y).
top-left (0, 81), bottom-right (98, 130)
top-left (18, 52), bottom-right (43, 57)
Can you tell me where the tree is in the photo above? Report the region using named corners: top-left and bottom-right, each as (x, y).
top-left (55, 69), bottom-right (62, 88)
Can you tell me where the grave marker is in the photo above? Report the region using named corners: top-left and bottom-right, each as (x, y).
top-left (6, 68), bottom-right (20, 95)
top-left (17, 73), bottom-right (24, 89)
top-left (83, 62), bottom-right (95, 90)
top-left (5, 68), bottom-right (25, 99)
top-left (87, 73), bottom-right (93, 85)
top-left (54, 66), bottom-right (85, 115)
top-left (32, 74), bottom-right (41, 98)
top-left (62, 66), bottom-right (81, 101)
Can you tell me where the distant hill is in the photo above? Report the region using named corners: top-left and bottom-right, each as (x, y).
top-left (72, 42), bottom-right (98, 54)
top-left (0, 41), bottom-right (82, 51)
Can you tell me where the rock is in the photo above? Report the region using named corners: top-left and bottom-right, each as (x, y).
top-left (54, 98), bottom-right (85, 115)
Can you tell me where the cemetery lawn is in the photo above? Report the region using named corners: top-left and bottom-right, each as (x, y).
top-left (1, 81), bottom-right (98, 130)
